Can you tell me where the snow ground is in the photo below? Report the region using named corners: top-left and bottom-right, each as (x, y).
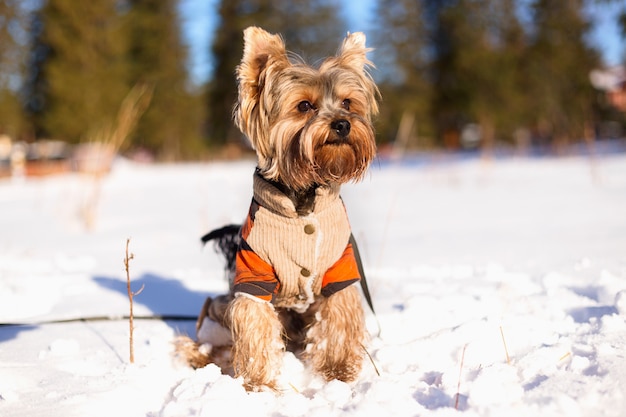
top-left (1, 151), bottom-right (625, 416)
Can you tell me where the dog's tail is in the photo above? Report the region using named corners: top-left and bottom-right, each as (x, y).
top-left (201, 224), bottom-right (241, 272)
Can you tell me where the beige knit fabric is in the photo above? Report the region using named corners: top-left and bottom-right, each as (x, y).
top-left (245, 173), bottom-right (352, 312)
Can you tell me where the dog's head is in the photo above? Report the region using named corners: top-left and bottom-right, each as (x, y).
top-left (233, 27), bottom-right (379, 191)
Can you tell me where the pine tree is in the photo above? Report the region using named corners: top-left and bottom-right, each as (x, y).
top-left (526, 0), bottom-right (600, 150)
top-left (205, 0), bottom-right (346, 146)
top-left (427, 0), bottom-right (534, 150)
top-left (25, 0), bottom-right (128, 143)
top-left (0, 0), bottom-right (28, 137)
top-left (372, 0), bottom-right (432, 146)
top-left (266, 0), bottom-right (346, 62)
top-left (456, 0), bottom-right (528, 152)
top-left (124, 0), bottom-right (203, 160)
top-left (493, 0), bottom-right (530, 142)
top-left (204, 0), bottom-right (244, 146)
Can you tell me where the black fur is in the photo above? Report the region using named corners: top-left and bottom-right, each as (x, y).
top-left (201, 224), bottom-right (241, 272)
top-left (256, 167), bottom-right (319, 216)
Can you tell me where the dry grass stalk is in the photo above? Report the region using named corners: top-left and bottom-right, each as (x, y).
top-left (124, 238), bottom-right (144, 364)
top-left (500, 325), bottom-right (511, 365)
top-left (454, 343), bottom-right (468, 410)
top-left (81, 83), bottom-right (154, 230)
top-left (361, 343), bottom-right (381, 377)
top-left (106, 83), bottom-right (154, 154)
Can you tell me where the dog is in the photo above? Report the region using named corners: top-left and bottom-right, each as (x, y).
top-left (176, 26), bottom-right (379, 392)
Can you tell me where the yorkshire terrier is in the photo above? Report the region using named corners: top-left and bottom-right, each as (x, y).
top-left (176, 26), bottom-right (379, 391)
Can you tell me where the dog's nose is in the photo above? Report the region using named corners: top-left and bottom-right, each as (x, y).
top-left (331, 119), bottom-right (351, 137)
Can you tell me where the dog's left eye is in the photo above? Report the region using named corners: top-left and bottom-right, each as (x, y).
top-left (298, 101), bottom-right (314, 113)
top-left (341, 99), bottom-right (351, 111)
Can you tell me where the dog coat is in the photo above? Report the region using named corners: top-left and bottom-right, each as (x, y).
top-left (234, 172), bottom-right (361, 312)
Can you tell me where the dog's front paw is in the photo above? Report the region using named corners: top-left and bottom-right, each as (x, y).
top-left (227, 295), bottom-right (285, 391)
top-left (305, 285), bottom-right (366, 383)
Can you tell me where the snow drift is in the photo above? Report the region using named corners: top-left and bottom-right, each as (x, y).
top-left (1, 151), bottom-right (625, 416)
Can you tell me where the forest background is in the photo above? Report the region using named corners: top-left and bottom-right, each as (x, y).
top-left (1, 0), bottom-right (625, 161)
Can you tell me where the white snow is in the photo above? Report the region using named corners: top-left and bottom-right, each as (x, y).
top-left (1, 151), bottom-right (626, 416)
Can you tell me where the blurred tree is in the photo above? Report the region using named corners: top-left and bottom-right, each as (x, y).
top-left (427, 0), bottom-right (487, 149)
top-left (0, 0), bottom-right (28, 137)
top-left (526, 0), bottom-right (600, 151)
top-left (25, 0), bottom-right (128, 143)
top-left (0, 89), bottom-right (25, 138)
top-left (618, 6), bottom-right (626, 51)
top-left (425, 0), bottom-right (529, 150)
top-left (492, 0), bottom-right (531, 143)
top-left (205, 0), bottom-right (346, 146)
top-left (456, 0), bottom-right (528, 153)
top-left (372, 0), bottom-right (604, 152)
top-left (124, 0), bottom-right (204, 160)
top-left (203, 0), bottom-right (244, 147)
top-left (372, 0), bottom-right (432, 147)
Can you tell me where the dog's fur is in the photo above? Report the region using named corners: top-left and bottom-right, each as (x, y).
top-left (176, 27), bottom-right (379, 392)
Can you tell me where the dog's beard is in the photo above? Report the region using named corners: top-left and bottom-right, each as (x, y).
top-left (309, 117), bottom-right (376, 183)
top-left (265, 114), bottom-right (376, 191)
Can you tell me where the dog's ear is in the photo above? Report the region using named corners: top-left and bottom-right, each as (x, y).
top-left (234, 27), bottom-right (290, 162)
top-left (334, 32), bottom-right (373, 73)
top-left (324, 32), bottom-right (379, 117)
top-left (237, 27), bottom-right (290, 95)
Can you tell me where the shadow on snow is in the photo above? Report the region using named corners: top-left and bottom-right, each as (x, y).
top-left (0, 324), bottom-right (38, 343)
top-left (93, 272), bottom-right (220, 334)
top-left (568, 305), bottom-right (619, 324)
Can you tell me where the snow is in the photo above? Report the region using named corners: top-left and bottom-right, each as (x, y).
top-left (1, 151), bottom-right (625, 416)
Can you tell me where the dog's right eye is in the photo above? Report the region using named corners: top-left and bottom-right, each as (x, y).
top-left (297, 101), bottom-right (314, 113)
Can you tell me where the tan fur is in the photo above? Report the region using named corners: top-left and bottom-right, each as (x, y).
top-left (177, 26), bottom-right (379, 392)
top-left (173, 335), bottom-right (212, 369)
top-left (227, 295), bottom-right (284, 391)
top-left (304, 285), bottom-right (366, 382)
top-left (174, 335), bottom-right (234, 372)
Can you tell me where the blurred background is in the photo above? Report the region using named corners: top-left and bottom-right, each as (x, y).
top-left (0, 0), bottom-right (625, 175)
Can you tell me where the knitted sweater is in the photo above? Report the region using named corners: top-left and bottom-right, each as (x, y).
top-left (234, 173), bottom-right (361, 312)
